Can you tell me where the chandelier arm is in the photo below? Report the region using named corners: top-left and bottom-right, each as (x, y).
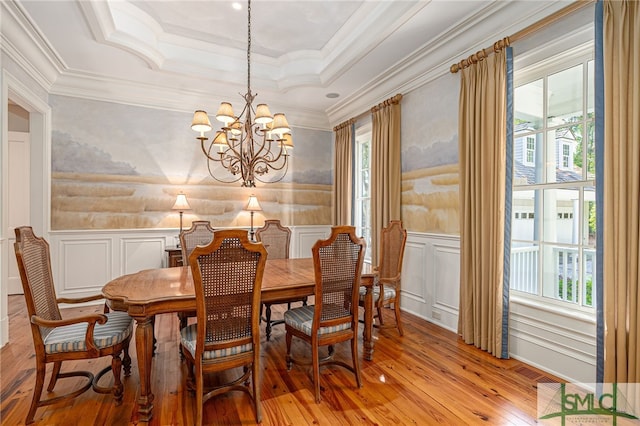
top-left (200, 138), bottom-right (223, 162)
top-left (204, 135), bottom-right (248, 179)
top-left (255, 157), bottom-right (289, 184)
top-left (246, 126), bottom-right (271, 161)
top-left (254, 154), bottom-right (289, 173)
top-left (203, 138), bottom-right (242, 174)
top-left (207, 160), bottom-right (242, 184)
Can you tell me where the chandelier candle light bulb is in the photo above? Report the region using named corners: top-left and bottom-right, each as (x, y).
top-left (191, 0), bottom-right (293, 187)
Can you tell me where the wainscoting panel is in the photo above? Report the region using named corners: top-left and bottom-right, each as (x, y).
top-left (432, 242), bottom-right (461, 327)
top-left (57, 237), bottom-right (111, 295)
top-left (48, 227), bottom-right (331, 300)
top-left (292, 226), bottom-right (330, 258)
top-left (508, 297), bottom-right (597, 383)
top-left (401, 233), bottom-right (460, 332)
top-left (121, 237), bottom-right (166, 275)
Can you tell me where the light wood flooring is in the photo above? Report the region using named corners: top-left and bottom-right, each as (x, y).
top-left (0, 295), bottom-right (558, 425)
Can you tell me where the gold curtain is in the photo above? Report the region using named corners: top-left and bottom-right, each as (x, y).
top-left (457, 49), bottom-right (508, 358)
top-left (371, 94), bottom-right (402, 266)
top-left (333, 119), bottom-right (355, 226)
top-left (603, 0), bottom-right (640, 384)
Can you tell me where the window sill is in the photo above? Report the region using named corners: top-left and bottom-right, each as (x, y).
top-left (510, 293), bottom-right (596, 325)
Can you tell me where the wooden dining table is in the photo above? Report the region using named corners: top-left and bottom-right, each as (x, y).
top-left (102, 257), bottom-right (375, 422)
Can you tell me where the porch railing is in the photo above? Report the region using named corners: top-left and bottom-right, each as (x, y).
top-left (510, 245), bottom-right (595, 307)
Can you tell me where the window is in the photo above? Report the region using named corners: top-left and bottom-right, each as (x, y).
top-left (511, 44), bottom-right (596, 309)
top-left (354, 124), bottom-right (371, 263)
top-left (526, 137), bottom-right (536, 164)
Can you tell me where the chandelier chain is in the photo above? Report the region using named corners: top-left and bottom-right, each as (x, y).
top-left (247, 0), bottom-right (251, 95)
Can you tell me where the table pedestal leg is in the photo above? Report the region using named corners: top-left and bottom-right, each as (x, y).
top-left (362, 277), bottom-right (374, 361)
top-left (135, 316), bottom-right (155, 421)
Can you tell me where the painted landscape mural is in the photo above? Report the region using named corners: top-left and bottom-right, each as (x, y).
top-left (50, 95), bottom-right (332, 230)
top-left (401, 74), bottom-right (460, 234)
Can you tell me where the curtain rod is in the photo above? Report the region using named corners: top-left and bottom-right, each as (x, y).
top-left (450, 0), bottom-right (595, 73)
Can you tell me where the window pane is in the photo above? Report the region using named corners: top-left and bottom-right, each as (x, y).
top-left (362, 170), bottom-right (369, 197)
top-left (583, 198), bottom-right (596, 246)
top-left (549, 127), bottom-right (581, 182)
top-left (510, 242), bottom-right (539, 295)
top-left (587, 60), bottom-right (595, 115)
top-left (512, 189), bottom-right (537, 240)
top-left (582, 248), bottom-right (596, 307)
top-left (547, 64), bottom-right (583, 126)
top-left (515, 79), bottom-right (544, 130)
top-left (514, 133), bottom-right (543, 185)
top-left (586, 118), bottom-right (595, 179)
top-left (543, 188), bottom-right (580, 244)
top-left (362, 201), bottom-right (370, 233)
top-left (361, 141), bottom-right (369, 169)
top-left (542, 244), bottom-right (579, 304)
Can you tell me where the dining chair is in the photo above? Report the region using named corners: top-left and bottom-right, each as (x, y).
top-left (284, 226), bottom-right (365, 402)
top-left (177, 220), bottom-right (216, 332)
top-left (13, 226), bottom-right (133, 425)
top-left (180, 229), bottom-right (267, 425)
top-left (255, 219), bottom-right (307, 341)
top-left (359, 220), bottom-right (407, 335)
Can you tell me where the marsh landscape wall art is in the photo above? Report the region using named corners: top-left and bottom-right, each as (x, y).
top-left (51, 72), bottom-right (461, 235)
top-left (50, 95), bottom-right (332, 230)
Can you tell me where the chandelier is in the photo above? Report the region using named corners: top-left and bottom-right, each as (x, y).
top-left (190, 0), bottom-right (293, 188)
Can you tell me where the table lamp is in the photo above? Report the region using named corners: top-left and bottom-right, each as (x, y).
top-left (244, 195), bottom-right (262, 242)
top-left (172, 193), bottom-right (191, 243)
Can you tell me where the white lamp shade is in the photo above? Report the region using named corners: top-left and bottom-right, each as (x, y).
top-left (215, 102), bottom-right (235, 124)
top-left (280, 133), bottom-right (294, 150)
top-left (191, 110), bottom-right (212, 134)
top-left (172, 193), bottom-right (191, 211)
top-left (254, 104), bottom-right (273, 125)
top-left (212, 131), bottom-right (229, 147)
top-left (271, 113), bottom-right (291, 135)
top-left (230, 117), bottom-right (242, 135)
top-left (244, 195), bottom-right (262, 212)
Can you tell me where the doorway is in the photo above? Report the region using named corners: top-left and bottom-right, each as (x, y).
top-left (1, 71), bottom-right (50, 347)
top-left (7, 128), bottom-right (30, 295)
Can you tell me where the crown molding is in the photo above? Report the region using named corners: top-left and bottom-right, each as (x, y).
top-left (0, 1), bottom-right (64, 91)
top-left (326, 0), bottom-right (571, 126)
top-left (50, 70), bottom-right (330, 131)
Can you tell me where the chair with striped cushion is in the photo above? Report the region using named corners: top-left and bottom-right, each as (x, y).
top-left (284, 226), bottom-right (365, 402)
top-left (255, 219), bottom-right (307, 341)
top-left (180, 229), bottom-right (267, 425)
top-left (13, 226), bottom-right (133, 425)
top-left (358, 220), bottom-right (407, 335)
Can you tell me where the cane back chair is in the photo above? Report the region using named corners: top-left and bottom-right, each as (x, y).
top-left (284, 226), bottom-right (365, 402)
top-left (177, 220), bottom-right (216, 331)
top-left (180, 229), bottom-right (267, 425)
top-left (255, 219), bottom-right (307, 340)
top-left (13, 226), bottom-right (133, 424)
top-left (359, 220), bottom-right (407, 335)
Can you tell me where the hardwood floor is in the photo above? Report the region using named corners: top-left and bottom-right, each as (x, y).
top-left (1, 295), bottom-right (558, 425)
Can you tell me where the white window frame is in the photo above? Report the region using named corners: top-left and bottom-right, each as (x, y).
top-left (354, 122), bottom-right (372, 263)
top-left (512, 43), bottom-right (596, 312)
